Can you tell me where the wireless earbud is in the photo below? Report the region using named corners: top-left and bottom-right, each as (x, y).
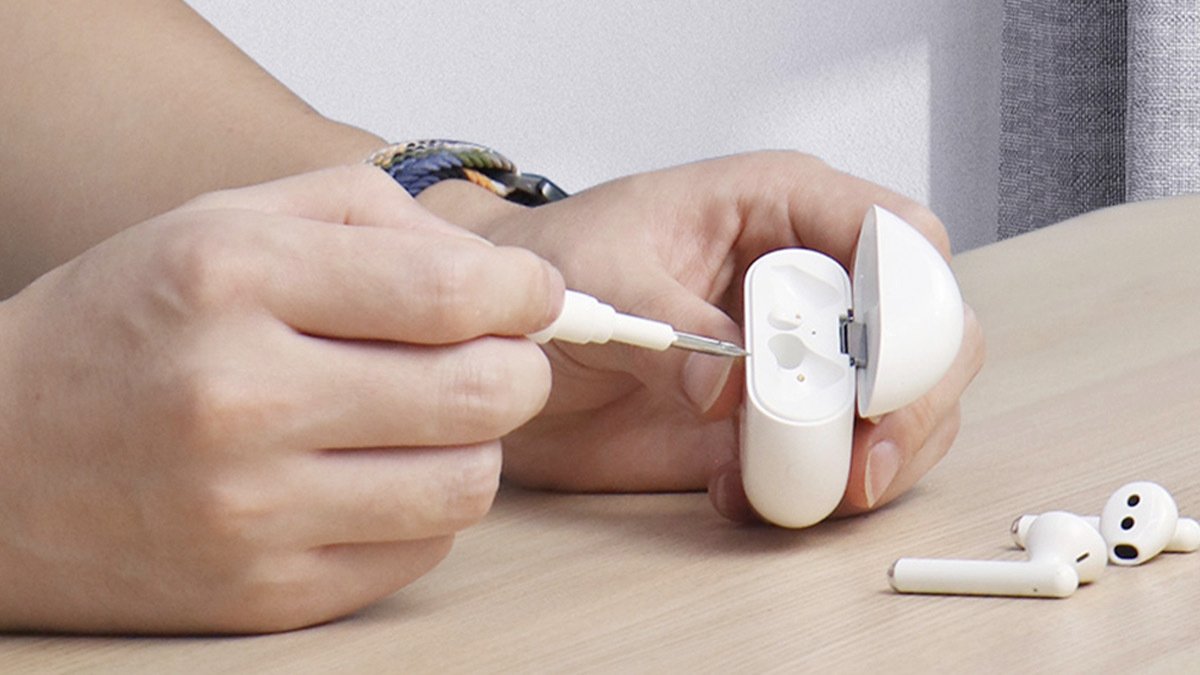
top-left (889, 512), bottom-right (1107, 598)
top-left (1011, 515), bottom-right (1200, 556)
top-left (1100, 481), bottom-right (1197, 565)
top-left (1010, 481), bottom-right (1200, 565)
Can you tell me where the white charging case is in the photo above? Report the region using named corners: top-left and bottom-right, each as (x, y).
top-left (741, 205), bottom-right (964, 528)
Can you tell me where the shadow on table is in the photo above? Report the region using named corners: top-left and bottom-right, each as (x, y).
top-left (491, 482), bottom-right (924, 558)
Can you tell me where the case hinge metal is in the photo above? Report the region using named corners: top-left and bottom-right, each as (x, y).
top-left (840, 310), bottom-right (868, 368)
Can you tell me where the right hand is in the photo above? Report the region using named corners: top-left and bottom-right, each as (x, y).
top-left (0, 166), bottom-right (563, 634)
top-left (419, 154), bottom-right (983, 521)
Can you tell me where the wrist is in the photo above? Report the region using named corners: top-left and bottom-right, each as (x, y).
top-left (278, 115), bottom-right (387, 176)
top-left (369, 139), bottom-right (566, 239)
top-left (416, 179), bottom-right (527, 240)
top-left (235, 116), bottom-right (388, 208)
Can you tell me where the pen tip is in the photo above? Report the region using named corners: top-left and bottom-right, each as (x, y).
top-left (672, 331), bottom-right (749, 358)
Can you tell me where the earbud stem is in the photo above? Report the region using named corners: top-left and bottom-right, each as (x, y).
top-left (889, 558), bottom-right (1079, 598)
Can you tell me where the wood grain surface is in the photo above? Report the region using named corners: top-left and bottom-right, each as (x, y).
top-left (4, 195), bottom-right (1199, 672)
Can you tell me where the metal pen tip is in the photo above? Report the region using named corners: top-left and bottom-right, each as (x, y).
top-left (671, 331), bottom-right (750, 358)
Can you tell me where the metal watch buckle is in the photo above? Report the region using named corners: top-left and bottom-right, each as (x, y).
top-left (498, 172), bottom-right (570, 205)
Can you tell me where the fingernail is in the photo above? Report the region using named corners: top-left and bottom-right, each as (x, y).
top-left (708, 466), bottom-right (756, 523)
top-left (682, 353), bottom-right (735, 413)
top-left (709, 471), bottom-right (728, 515)
top-left (865, 441), bottom-right (902, 508)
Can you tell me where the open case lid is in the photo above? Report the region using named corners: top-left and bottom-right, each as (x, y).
top-left (852, 206), bottom-right (964, 418)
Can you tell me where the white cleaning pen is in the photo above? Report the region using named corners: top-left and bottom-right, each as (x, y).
top-left (526, 290), bottom-right (748, 358)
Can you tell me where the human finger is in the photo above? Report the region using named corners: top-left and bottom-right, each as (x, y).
top-left (554, 271), bottom-right (745, 419)
top-left (158, 213), bottom-right (564, 343)
top-left (868, 403), bottom-right (962, 510)
top-left (708, 405), bottom-right (964, 524)
top-left (290, 442), bottom-right (501, 545)
top-left (708, 305), bottom-right (981, 524)
top-left (707, 460), bottom-right (757, 523)
top-left (309, 538), bottom-right (454, 622)
top-left (214, 538), bottom-right (454, 633)
top-left (180, 164), bottom-right (473, 239)
top-left (502, 390), bottom-right (738, 493)
top-left (835, 304), bottom-right (985, 515)
top-left (719, 151), bottom-right (951, 267)
top-left (279, 335), bottom-right (552, 450)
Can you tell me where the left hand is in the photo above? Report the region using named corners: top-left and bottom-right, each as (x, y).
top-left (419, 151), bottom-right (985, 522)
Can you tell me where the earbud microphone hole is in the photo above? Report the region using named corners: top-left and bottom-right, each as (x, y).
top-left (1114, 544), bottom-right (1139, 560)
top-left (1121, 516), bottom-right (1135, 530)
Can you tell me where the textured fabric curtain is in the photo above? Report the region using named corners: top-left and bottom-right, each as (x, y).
top-left (999, 0), bottom-right (1200, 238)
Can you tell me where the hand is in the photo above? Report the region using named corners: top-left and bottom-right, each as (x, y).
top-left (419, 151), bottom-right (985, 521)
top-left (0, 166), bottom-right (563, 634)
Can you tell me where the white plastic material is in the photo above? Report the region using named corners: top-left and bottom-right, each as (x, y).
top-left (1098, 481), bottom-right (1186, 565)
top-left (527, 290), bottom-right (676, 350)
top-left (889, 512), bottom-right (1107, 599)
top-left (741, 251), bottom-right (855, 528)
top-left (741, 205), bottom-right (964, 528)
top-left (889, 558), bottom-right (1080, 599)
top-left (1011, 514), bottom-right (1200, 554)
top-left (853, 206), bottom-right (965, 417)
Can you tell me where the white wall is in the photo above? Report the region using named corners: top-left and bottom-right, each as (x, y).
top-left (186, 1), bottom-right (1001, 252)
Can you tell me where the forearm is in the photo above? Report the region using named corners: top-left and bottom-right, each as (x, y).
top-left (0, 0), bottom-right (384, 296)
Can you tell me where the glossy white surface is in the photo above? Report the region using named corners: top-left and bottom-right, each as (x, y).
top-left (854, 205), bottom-right (964, 417)
top-left (741, 205), bottom-right (963, 527)
top-left (742, 248), bottom-right (854, 527)
top-left (1099, 481), bottom-right (1180, 565)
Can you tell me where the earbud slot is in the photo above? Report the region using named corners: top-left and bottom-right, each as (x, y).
top-left (766, 334), bottom-right (843, 388)
top-left (771, 264), bottom-right (842, 309)
top-left (746, 257), bottom-right (854, 423)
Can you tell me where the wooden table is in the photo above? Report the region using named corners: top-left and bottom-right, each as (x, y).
top-left (4, 195), bottom-right (1200, 672)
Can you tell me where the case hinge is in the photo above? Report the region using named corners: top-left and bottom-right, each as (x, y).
top-left (840, 311), bottom-right (868, 368)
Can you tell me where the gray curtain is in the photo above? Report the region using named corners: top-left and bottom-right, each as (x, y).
top-left (1000, 0), bottom-right (1200, 238)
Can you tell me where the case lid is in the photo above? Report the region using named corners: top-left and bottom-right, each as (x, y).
top-left (852, 206), bottom-right (964, 418)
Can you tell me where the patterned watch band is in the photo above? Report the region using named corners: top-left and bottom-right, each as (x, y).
top-left (367, 140), bottom-right (569, 206)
